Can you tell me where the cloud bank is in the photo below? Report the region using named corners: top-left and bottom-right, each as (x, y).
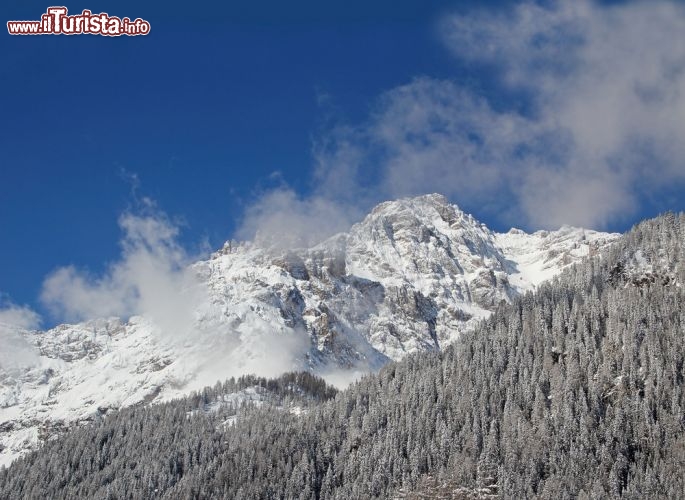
top-left (238, 0), bottom-right (685, 241)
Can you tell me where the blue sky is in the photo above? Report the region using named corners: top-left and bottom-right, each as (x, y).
top-left (2, 0), bottom-right (685, 323)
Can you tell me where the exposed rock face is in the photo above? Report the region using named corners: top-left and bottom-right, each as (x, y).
top-left (344, 195), bottom-right (516, 355)
top-left (0, 194), bottom-right (619, 466)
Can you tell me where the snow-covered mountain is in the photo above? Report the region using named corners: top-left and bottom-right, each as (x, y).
top-left (0, 194), bottom-right (619, 466)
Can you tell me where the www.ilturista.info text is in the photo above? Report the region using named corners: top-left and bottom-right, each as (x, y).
top-left (7, 7), bottom-right (150, 36)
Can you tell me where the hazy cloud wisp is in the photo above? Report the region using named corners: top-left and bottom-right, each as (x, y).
top-left (40, 206), bottom-right (206, 340)
top-left (442, 0), bottom-right (685, 227)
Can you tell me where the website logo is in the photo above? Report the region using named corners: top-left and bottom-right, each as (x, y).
top-left (7, 7), bottom-right (150, 36)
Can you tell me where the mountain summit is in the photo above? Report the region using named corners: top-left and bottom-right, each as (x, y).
top-left (0, 194), bottom-right (618, 465)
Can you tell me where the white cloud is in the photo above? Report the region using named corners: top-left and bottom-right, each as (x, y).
top-left (235, 187), bottom-right (363, 249)
top-left (0, 302), bottom-right (41, 371)
top-left (367, 78), bottom-right (529, 213)
top-left (40, 205), bottom-right (207, 340)
top-left (440, 0), bottom-right (685, 227)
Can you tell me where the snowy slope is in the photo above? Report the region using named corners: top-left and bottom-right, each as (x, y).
top-left (496, 224), bottom-right (613, 290)
top-left (0, 194), bottom-right (619, 466)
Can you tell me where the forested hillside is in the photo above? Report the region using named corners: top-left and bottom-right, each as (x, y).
top-left (1, 214), bottom-right (684, 499)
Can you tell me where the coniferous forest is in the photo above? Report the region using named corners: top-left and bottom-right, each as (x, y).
top-left (1, 214), bottom-right (684, 499)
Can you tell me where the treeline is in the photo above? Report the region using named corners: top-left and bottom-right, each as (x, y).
top-left (1, 213), bottom-right (684, 499)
